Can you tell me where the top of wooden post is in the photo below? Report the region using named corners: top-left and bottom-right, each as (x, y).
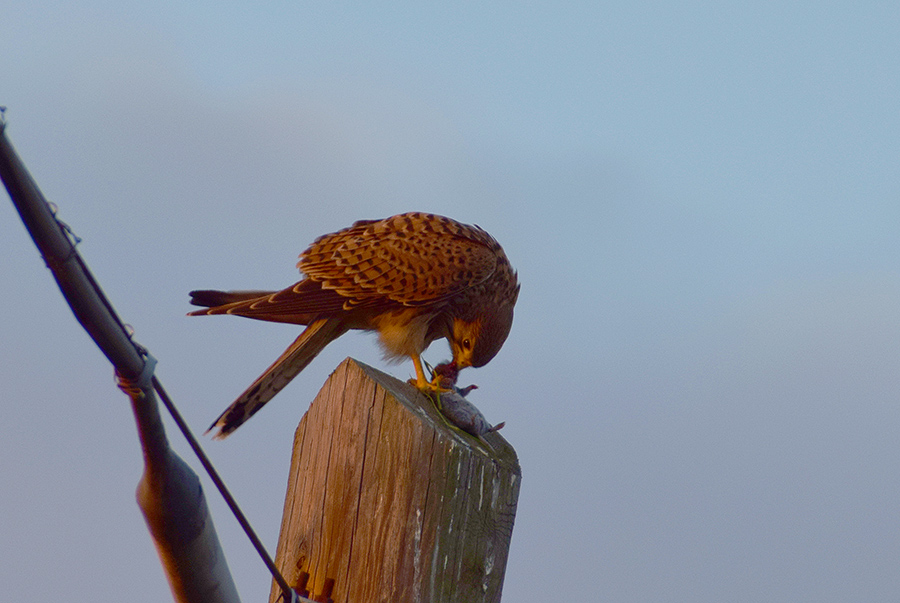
top-left (354, 358), bottom-right (519, 467)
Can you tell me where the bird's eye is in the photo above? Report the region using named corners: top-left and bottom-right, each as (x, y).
top-left (463, 338), bottom-right (472, 351)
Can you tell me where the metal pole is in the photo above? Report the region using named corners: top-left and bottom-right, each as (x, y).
top-left (0, 119), bottom-right (241, 603)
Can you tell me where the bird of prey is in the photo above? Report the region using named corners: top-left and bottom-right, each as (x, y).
top-left (189, 212), bottom-right (519, 439)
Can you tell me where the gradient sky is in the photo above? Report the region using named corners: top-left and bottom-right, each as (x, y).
top-left (3, 2), bottom-right (900, 602)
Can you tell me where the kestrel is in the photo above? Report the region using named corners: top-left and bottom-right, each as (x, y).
top-left (190, 212), bottom-right (519, 439)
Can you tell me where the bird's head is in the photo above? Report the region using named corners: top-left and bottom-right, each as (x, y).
top-left (450, 300), bottom-right (516, 369)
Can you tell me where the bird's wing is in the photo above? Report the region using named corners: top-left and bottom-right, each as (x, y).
top-left (299, 212), bottom-right (502, 307)
top-left (206, 317), bottom-right (349, 439)
top-left (189, 213), bottom-right (508, 322)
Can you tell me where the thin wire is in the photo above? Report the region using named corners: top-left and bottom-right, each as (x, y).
top-left (151, 376), bottom-right (297, 603)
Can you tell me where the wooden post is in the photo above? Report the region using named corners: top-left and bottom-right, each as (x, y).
top-left (268, 358), bottom-right (521, 603)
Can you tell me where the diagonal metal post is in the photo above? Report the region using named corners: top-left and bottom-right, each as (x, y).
top-left (0, 119), bottom-right (242, 603)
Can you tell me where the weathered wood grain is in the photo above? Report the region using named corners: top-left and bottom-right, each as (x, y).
top-left (267, 358), bottom-right (520, 603)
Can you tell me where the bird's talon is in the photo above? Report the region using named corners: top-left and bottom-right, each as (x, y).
top-left (408, 380), bottom-right (452, 403)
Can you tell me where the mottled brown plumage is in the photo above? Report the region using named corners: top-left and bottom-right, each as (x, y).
top-left (190, 212), bottom-right (519, 439)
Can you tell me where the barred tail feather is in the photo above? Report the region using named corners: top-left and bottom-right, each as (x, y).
top-left (188, 289), bottom-right (275, 311)
top-left (206, 318), bottom-right (349, 439)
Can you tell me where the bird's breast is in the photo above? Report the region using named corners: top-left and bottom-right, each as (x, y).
top-left (371, 307), bottom-right (441, 360)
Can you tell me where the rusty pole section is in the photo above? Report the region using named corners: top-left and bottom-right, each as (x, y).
top-left (0, 120), bottom-right (240, 603)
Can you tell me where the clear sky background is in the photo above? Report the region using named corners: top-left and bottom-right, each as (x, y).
top-left (2, 2), bottom-right (899, 602)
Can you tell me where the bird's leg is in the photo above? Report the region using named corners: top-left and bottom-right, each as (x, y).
top-left (410, 355), bottom-right (453, 394)
top-left (412, 355), bottom-right (430, 389)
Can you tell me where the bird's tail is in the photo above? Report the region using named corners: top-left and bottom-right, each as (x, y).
top-left (206, 318), bottom-right (349, 439)
top-left (188, 289), bottom-right (275, 312)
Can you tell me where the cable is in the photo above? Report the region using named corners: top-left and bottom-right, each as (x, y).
top-left (2, 121), bottom-right (298, 602)
top-left (152, 376), bottom-right (298, 603)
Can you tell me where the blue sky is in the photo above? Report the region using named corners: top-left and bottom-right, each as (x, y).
top-left (3, 2), bottom-right (900, 601)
